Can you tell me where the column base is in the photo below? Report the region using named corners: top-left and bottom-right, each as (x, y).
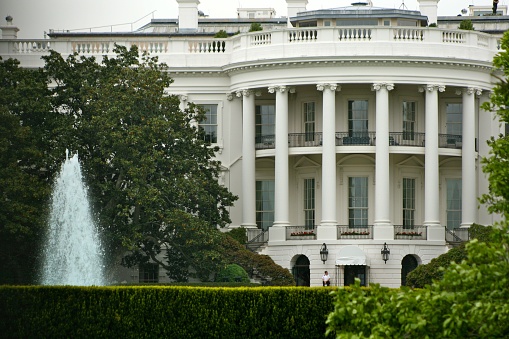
top-left (317, 225), bottom-right (337, 241)
top-left (240, 223), bottom-right (258, 229)
top-left (460, 223), bottom-right (472, 228)
top-left (373, 224), bottom-right (394, 241)
top-left (272, 221), bottom-right (290, 227)
top-left (268, 226), bottom-right (286, 242)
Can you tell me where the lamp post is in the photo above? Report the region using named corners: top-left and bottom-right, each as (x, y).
top-left (320, 243), bottom-right (328, 264)
top-left (381, 242), bottom-right (390, 264)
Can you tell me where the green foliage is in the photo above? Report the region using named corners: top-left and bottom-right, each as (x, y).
top-left (0, 286), bottom-right (335, 338)
top-left (458, 19), bottom-right (474, 30)
top-left (217, 234), bottom-right (295, 286)
top-left (249, 22), bottom-right (263, 32)
top-left (480, 31), bottom-right (509, 218)
top-left (327, 223), bottom-right (509, 338)
top-left (227, 227), bottom-right (247, 244)
top-left (428, 23), bottom-right (437, 27)
top-left (0, 58), bottom-right (58, 284)
top-left (39, 45), bottom-right (238, 281)
top-left (214, 30), bottom-right (228, 38)
top-left (215, 264), bottom-right (250, 283)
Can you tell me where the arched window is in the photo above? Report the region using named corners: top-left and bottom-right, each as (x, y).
top-left (401, 255), bottom-right (419, 286)
top-left (292, 255), bottom-right (310, 286)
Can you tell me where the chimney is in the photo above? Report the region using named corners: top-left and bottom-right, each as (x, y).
top-left (417, 0), bottom-right (440, 26)
top-left (286, 0), bottom-right (308, 27)
top-left (176, 0), bottom-right (200, 32)
top-left (1, 16), bottom-right (19, 39)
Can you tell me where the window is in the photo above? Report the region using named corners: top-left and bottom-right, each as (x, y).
top-left (348, 100), bottom-right (369, 137)
top-left (256, 180), bottom-right (275, 230)
top-left (198, 104), bottom-right (218, 143)
top-left (402, 101), bottom-right (416, 141)
top-left (139, 262), bottom-right (159, 283)
top-left (403, 178), bottom-right (415, 228)
top-left (397, 19), bottom-right (418, 27)
top-left (336, 19), bottom-right (377, 26)
top-left (446, 103), bottom-right (462, 136)
top-left (324, 21), bottom-right (331, 27)
top-left (304, 102), bottom-right (315, 142)
top-left (384, 20), bottom-right (391, 26)
top-left (446, 179), bottom-right (462, 230)
top-left (304, 178), bottom-right (315, 229)
top-left (348, 177), bottom-right (368, 227)
top-left (256, 105), bottom-right (275, 144)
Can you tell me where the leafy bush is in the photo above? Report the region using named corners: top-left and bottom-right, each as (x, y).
top-left (406, 224), bottom-right (492, 288)
top-left (214, 30), bottom-right (228, 38)
top-left (249, 22), bottom-right (263, 32)
top-left (459, 19), bottom-right (474, 30)
top-left (227, 227), bottom-right (247, 244)
top-left (215, 264), bottom-right (250, 283)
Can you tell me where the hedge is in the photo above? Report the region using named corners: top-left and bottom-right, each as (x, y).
top-left (0, 286), bottom-right (335, 339)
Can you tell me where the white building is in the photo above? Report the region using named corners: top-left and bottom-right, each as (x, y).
top-left (1, 0), bottom-right (506, 287)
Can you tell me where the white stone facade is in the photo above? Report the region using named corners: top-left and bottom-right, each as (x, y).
top-left (1, 0), bottom-right (505, 287)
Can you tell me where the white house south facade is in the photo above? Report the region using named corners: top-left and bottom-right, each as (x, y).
top-left (1, 0), bottom-right (505, 286)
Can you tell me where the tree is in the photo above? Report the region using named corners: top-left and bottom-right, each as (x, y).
top-left (42, 45), bottom-right (237, 281)
top-left (0, 58), bottom-right (61, 284)
top-left (480, 32), bottom-right (509, 219)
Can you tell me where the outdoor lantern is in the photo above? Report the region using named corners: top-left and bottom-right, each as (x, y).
top-left (381, 242), bottom-right (390, 264)
top-left (320, 243), bottom-right (328, 264)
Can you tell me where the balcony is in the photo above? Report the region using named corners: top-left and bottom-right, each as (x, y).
top-left (439, 134), bottom-right (462, 149)
top-left (394, 225), bottom-right (428, 240)
top-left (286, 225), bottom-right (317, 240)
top-left (337, 225), bottom-right (373, 239)
top-left (445, 227), bottom-right (470, 244)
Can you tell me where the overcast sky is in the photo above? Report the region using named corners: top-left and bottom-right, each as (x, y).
top-left (0, 0), bottom-right (498, 39)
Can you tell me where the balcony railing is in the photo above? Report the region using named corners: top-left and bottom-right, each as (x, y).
top-left (1, 27), bottom-right (498, 69)
top-left (439, 134), bottom-right (462, 149)
top-left (337, 225), bottom-right (373, 239)
top-left (286, 225), bottom-right (317, 240)
top-left (288, 133), bottom-right (323, 147)
top-left (336, 132), bottom-right (375, 146)
top-left (388, 132), bottom-right (425, 147)
top-left (445, 227), bottom-right (470, 243)
top-left (255, 135), bottom-right (275, 149)
top-left (394, 225), bottom-right (428, 240)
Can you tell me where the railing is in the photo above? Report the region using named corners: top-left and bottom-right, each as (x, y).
top-left (337, 225), bottom-right (373, 239)
top-left (288, 133), bottom-right (322, 147)
top-left (255, 134), bottom-right (275, 150)
top-left (1, 27), bottom-right (498, 68)
top-left (388, 132), bottom-right (425, 147)
top-left (394, 225), bottom-right (427, 240)
top-left (335, 132), bottom-right (376, 146)
top-left (286, 225), bottom-right (317, 240)
top-left (246, 228), bottom-right (269, 252)
top-left (445, 227), bottom-right (470, 243)
top-left (439, 134), bottom-right (462, 149)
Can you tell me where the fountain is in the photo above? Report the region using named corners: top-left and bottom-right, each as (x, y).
top-left (41, 151), bottom-right (104, 285)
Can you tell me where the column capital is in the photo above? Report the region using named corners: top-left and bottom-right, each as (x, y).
top-left (317, 83), bottom-right (341, 92)
top-left (419, 84), bottom-right (446, 93)
top-left (226, 93), bottom-right (234, 101)
top-left (372, 83), bottom-right (394, 91)
top-left (235, 89), bottom-right (262, 98)
top-left (268, 85), bottom-right (295, 94)
top-left (178, 94), bottom-right (188, 102)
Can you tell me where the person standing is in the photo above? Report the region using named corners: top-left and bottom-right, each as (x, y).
top-left (322, 271), bottom-right (331, 286)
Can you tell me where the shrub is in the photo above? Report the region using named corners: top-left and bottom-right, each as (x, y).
top-left (249, 22), bottom-right (263, 32)
top-left (459, 19), bottom-right (474, 30)
top-left (215, 264), bottom-right (250, 283)
top-left (227, 227), bottom-right (247, 244)
top-left (214, 30), bottom-right (228, 38)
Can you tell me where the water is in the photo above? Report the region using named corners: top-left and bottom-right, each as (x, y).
top-left (41, 152), bottom-right (104, 285)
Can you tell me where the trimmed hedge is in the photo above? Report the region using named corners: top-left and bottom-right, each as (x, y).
top-left (0, 286), bottom-right (335, 338)
top-left (215, 264), bottom-right (250, 283)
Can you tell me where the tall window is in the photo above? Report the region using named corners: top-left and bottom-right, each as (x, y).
top-left (446, 103), bottom-right (462, 136)
top-left (446, 178), bottom-right (462, 230)
top-left (303, 178), bottom-right (315, 229)
top-left (256, 180), bottom-right (275, 231)
top-left (348, 100), bottom-right (368, 137)
top-left (256, 105), bottom-right (275, 144)
top-left (304, 102), bottom-right (315, 142)
top-left (402, 101), bottom-right (416, 141)
top-left (402, 178), bottom-right (415, 228)
top-left (348, 177), bottom-right (368, 227)
top-left (198, 104), bottom-right (218, 143)
top-left (139, 262), bottom-right (159, 283)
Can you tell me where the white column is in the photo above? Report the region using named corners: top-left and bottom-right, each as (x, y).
top-left (317, 83), bottom-right (339, 227)
top-left (238, 89), bottom-right (257, 228)
top-left (373, 83), bottom-right (394, 229)
top-left (461, 87), bottom-right (481, 227)
top-left (421, 84), bottom-right (445, 240)
top-left (269, 85), bottom-right (291, 227)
